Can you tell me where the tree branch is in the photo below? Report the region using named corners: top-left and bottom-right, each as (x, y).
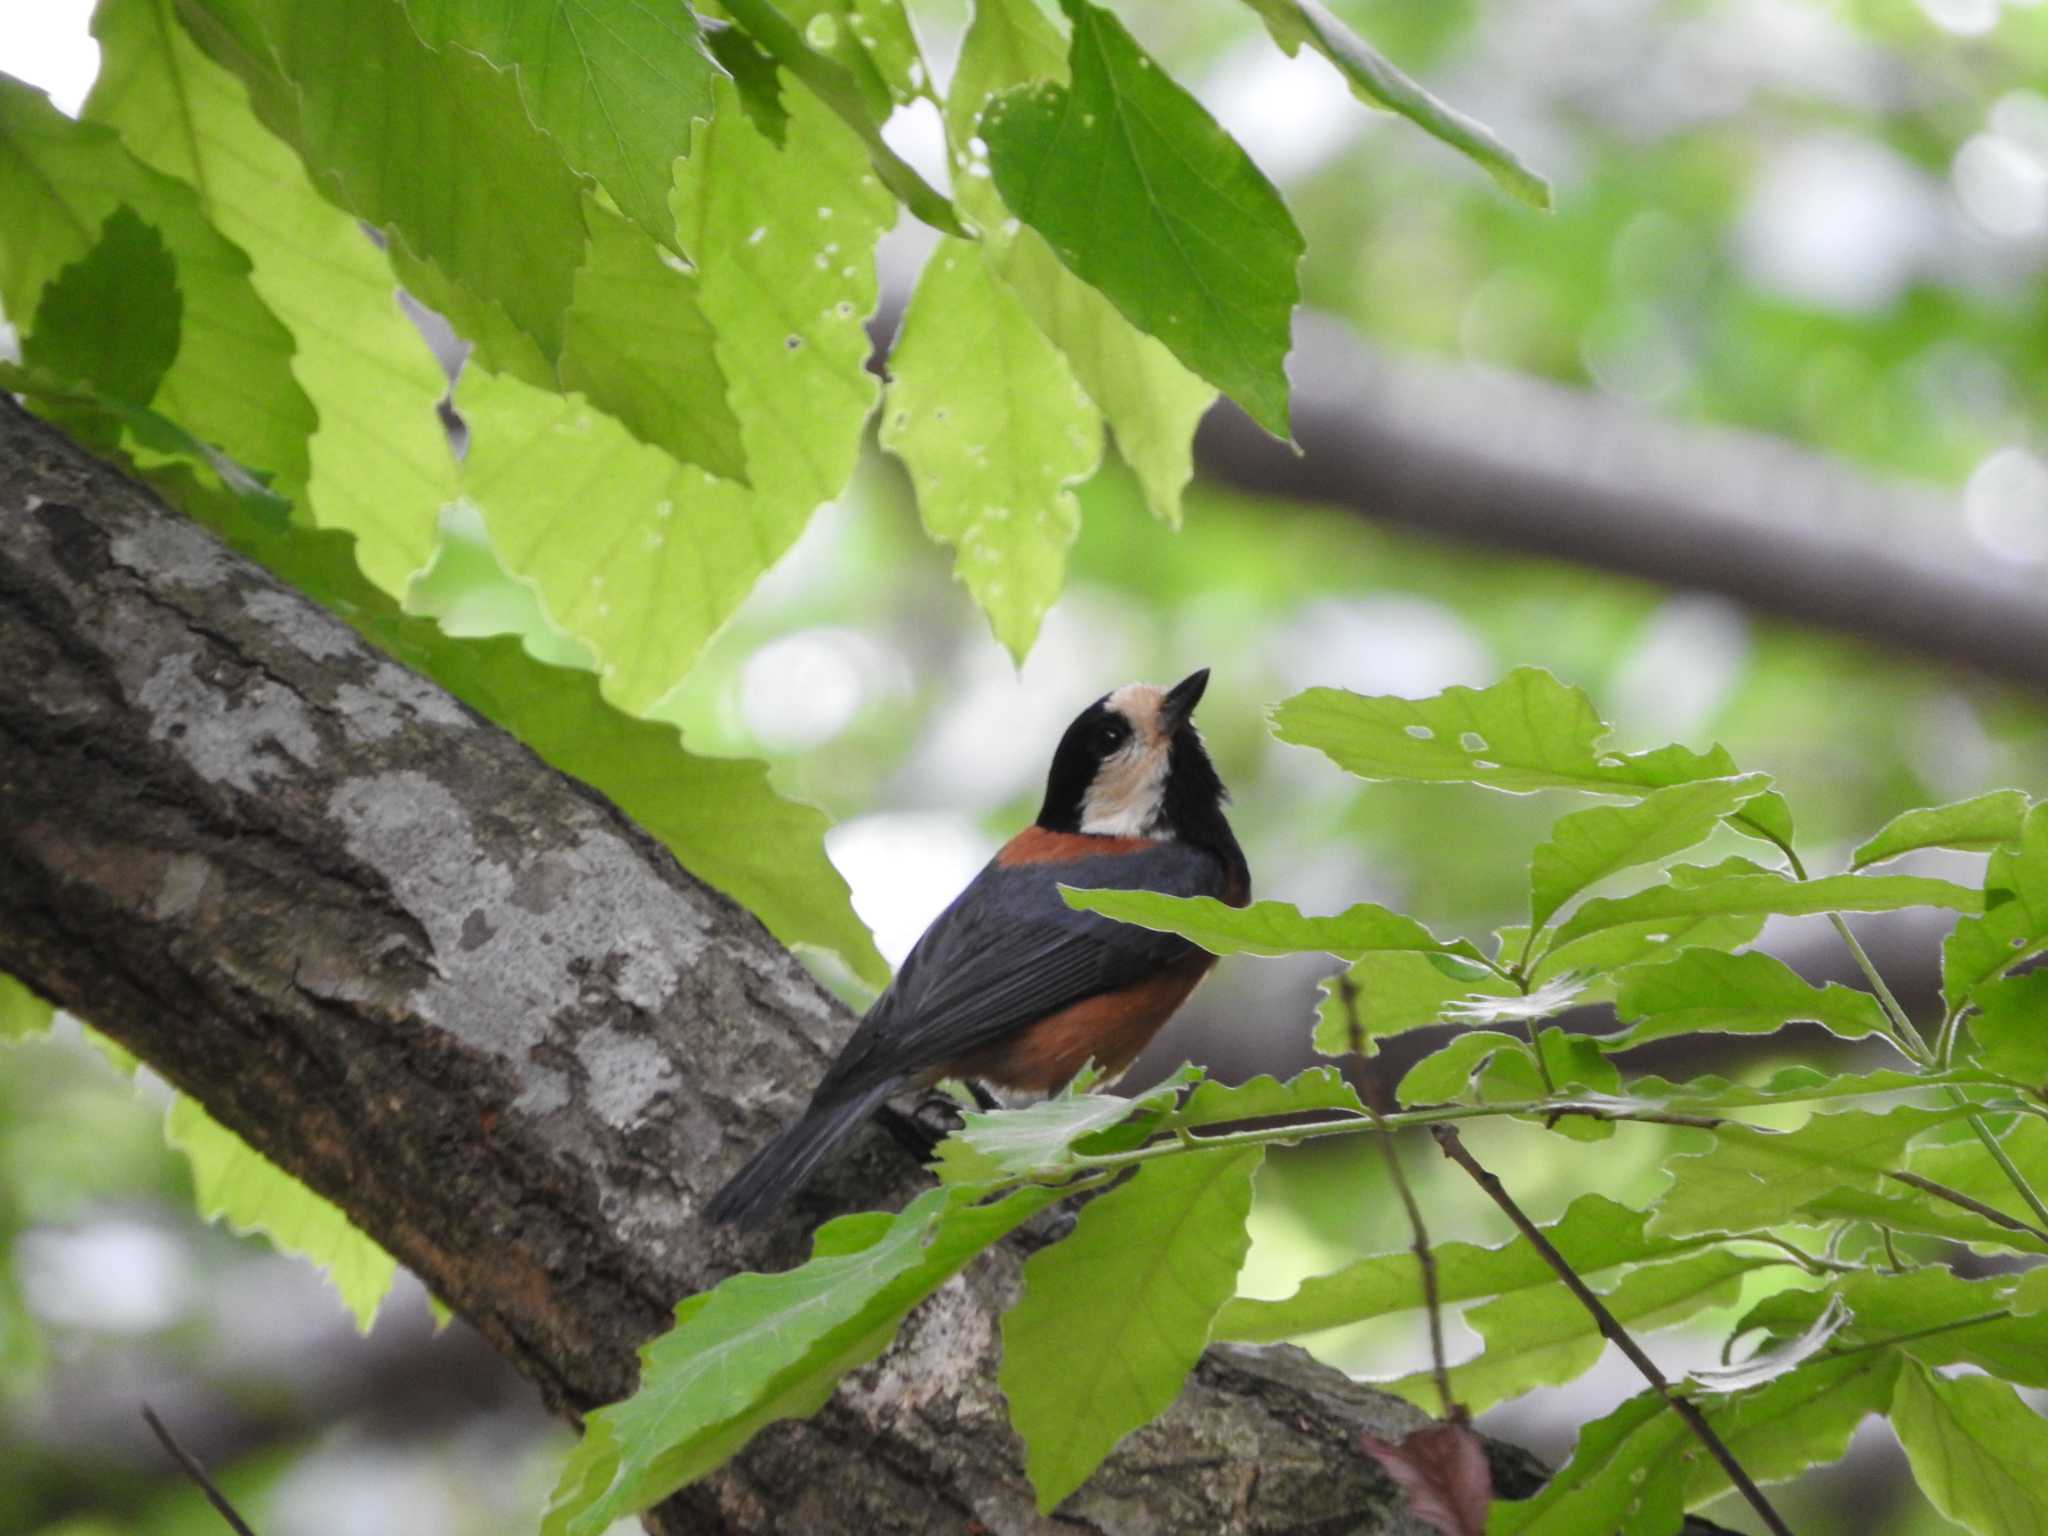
top-left (0, 394), bottom-right (1567, 1533)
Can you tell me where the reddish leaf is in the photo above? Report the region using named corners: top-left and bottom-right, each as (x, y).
top-left (1359, 1420), bottom-right (1494, 1536)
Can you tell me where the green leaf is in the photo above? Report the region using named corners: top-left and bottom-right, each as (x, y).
top-left (981, 0), bottom-right (1303, 439)
top-left (401, 0), bottom-right (720, 250)
top-left (1396, 1031), bottom-right (1523, 1105)
top-left (1312, 951), bottom-right (1515, 1056)
top-left (1528, 909), bottom-right (1769, 995)
top-left (0, 71), bottom-right (314, 506)
top-left (22, 204), bottom-right (180, 407)
top-left (86, 0), bottom-right (459, 594)
top-left (193, 0), bottom-right (591, 361)
top-left (1968, 971), bottom-right (2048, 1084)
top-left (559, 195), bottom-right (747, 483)
top-left (1650, 1105), bottom-right (1970, 1239)
top-left (1389, 1247), bottom-right (1772, 1416)
top-left (1605, 949), bottom-right (1889, 1051)
top-left (717, 0), bottom-right (964, 236)
top-left (1491, 1351), bottom-right (1900, 1534)
top-left (1551, 867), bottom-right (1980, 952)
top-left (1166, 1065), bottom-right (1365, 1131)
top-left (932, 1063), bottom-right (1202, 1183)
top-left (946, 0), bottom-right (1214, 527)
top-left (464, 75), bottom-right (894, 713)
top-left (1217, 1193), bottom-right (1702, 1345)
top-left (881, 237), bottom-right (1100, 660)
top-left (1745, 1268), bottom-right (2048, 1389)
top-left (1944, 804), bottom-right (2048, 1013)
top-left (1802, 1186), bottom-right (2048, 1256)
top-left (1529, 776), bottom-right (1770, 932)
top-left (1001, 1145), bottom-right (1259, 1511)
top-left (0, 974), bottom-right (54, 1044)
top-left (1854, 790), bottom-right (2031, 869)
top-left (1059, 888), bottom-right (1472, 960)
top-left (1908, 1113), bottom-right (2048, 1231)
top-left (165, 1095), bottom-right (397, 1332)
top-left (1623, 1064), bottom-right (2009, 1114)
top-left (549, 1183), bottom-right (1055, 1534)
top-left (1239, 0), bottom-right (1549, 208)
top-left (1894, 1364), bottom-right (2048, 1536)
top-left (776, 0), bottom-right (933, 109)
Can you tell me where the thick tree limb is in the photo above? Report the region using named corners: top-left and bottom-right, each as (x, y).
top-left (0, 395), bottom-right (1571, 1532)
top-left (1195, 315), bottom-right (2047, 694)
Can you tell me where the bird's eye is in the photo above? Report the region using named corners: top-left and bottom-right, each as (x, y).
top-left (1096, 719), bottom-right (1127, 750)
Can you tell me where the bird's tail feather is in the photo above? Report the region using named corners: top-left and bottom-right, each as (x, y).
top-left (703, 1077), bottom-right (904, 1227)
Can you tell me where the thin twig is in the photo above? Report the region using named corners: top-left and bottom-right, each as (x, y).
top-left (1430, 1124), bottom-right (1794, 1536)
top-left (141, 1405), bottom-right (259, 1536)
top-left (1341, 975), bottom-right (1457, 1422)
top-left (1883, 1168), bottom-right (2048, 1248)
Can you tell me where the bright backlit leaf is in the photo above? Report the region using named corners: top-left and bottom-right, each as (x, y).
top-left (982, 0), bottom-right (1303, 439)
top-left (87, 0), bottom-right (459, 594)
top-left (0, 975), bottom-right (54, 1043)
top-left (1528, 775), bottom-right (1770, 932)
top-left (1001, 1144), bottom-right (1259, 1511)
top-left (1550, 866), bottom-right (1979, 952)
top-left (1313, 951), bottom-right (1516, 1056)
top-left (1166, 1065), bottom-right (1365, 1131)
top-left (947, 0), bottom-right (1215, 526)
top-left (166, 1095), bottom-right (397, 1332)
top-left (1396, 1030), bottom-right (1524, 1104)
top-left (1944, 804), bottom-right (2048, 1013)
top-left (932, 1063), bottom-right (1202, 1183)
top-left (402, 0), bottom-right (720, 248)
top-left (1240, 0), bottom-right (1550, 207)
top-left (464, 78), bottom-right (893, 713)
top-left (882, 237), bottom-right (1101, 660)
top-left (1967, 971), bottom-right (2048, 1082)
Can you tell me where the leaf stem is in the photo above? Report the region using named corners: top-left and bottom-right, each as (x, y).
top-left (1430, 1125), bottom-right (1794, 1536)
top-left (1956, 1114), bottom-right (2048, 1234)
top-left (1882, 1167), bottom-right (2048, 1247)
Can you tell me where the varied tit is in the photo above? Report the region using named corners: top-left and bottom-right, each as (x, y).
top-left (705, 668), bottom-right (1250, 1226)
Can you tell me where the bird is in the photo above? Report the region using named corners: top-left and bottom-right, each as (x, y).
top-left (705, 668), bottom-right (1251, 1226)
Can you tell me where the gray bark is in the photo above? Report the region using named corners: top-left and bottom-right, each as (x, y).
top-left (0, 394), bottom-right (1565, 1531)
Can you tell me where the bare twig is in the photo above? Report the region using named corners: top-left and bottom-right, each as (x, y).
top-left (1430, 1125), bottom-right (1794, 1536)
top-left (1342, 976), bottom-right (1457, 1422)
top-left (140, 1405), bottom-right (260, 1536)
top-left (1883, 1168), bottom-right (2048, 1248)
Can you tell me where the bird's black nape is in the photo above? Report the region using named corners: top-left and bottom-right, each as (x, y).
top-left (1035, 695), bottom-right (1127, 832)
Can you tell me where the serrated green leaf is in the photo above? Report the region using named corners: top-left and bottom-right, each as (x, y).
top-left (1396, 1031), bottom-right (1523, 1105)
top-left (1745, 1268), bottom-right (2048, 1388)
top-left (1001, 1144), bottom-right (1259, 1511)
top-left (946, 0), bottom-right (1214, 526)
top-left (402, 0), bottom-right (720, 249)
top-left (1492, 1351), bottom-right (1899, 1534)
top-left (1855, 790), bottom-right (2031, 869)
top-left (981, 0), bottom-right (1302, 440)
top-left (1166, 1065), bottom-right (1365, 1131)
top-left (0, 72), bottom-right (314, 506)
top-left (1605, 949), bottom-right (1889, 1051)
top-left (549, 1182), bottom-right (1055, 1534)
top-left (1894, 1364), bottom-right (2048, 1536)
top-left (464, 75), bottom-right (893, 713)
top-left (881, 237), bottom-right (1099, 659)
top-left (1217, 1193), bottom-right (1701, 1345)
top-left (718, 0), bottom-right (963, 235)
top-left (559, 195), bottom-right (747, 482)
top-left (1623, 1064), bottom-right (2007, 1114)
top-left (1239, 0), bottom-right (1549, 208)
top-left (1967, 971), bottom-right (2048, 1083)
top-left (932, 1063), bottom-right (1202, 1183)
top-left (1529, 776), bottom-right (1769, 933)
top-left (1389, 1247), bottom-right (1772, 1416)
top-left (1802, 1186), bottom-right (2048, 1256)
top-left (165, 1095), bottom-right (396, 1332)
top-left (1944, 804), bottom-right (2048, 1013)
top-left (777, 0), bottom-right (932, 108)
top-left (1651, 1105), bottom-right (1970, 1239)
top-left (1313, 951), bottom-right (1516, 1056)
top-left (1527, 909), bottom-right (1769, 996)
top-left (190, 0), bottom-right (590, 361)
top-left (1907, 1112), bottom-right (2048, 1232)
top-left (86, 0), bottom-right (458, 594)
top-left (1060, 889), bottom-right (1472, 960)
top-left (22, 204), bottom-right (179, 409)
top-left (0, 975), bottom-right (54, 1043)
top-left (1552, 868), bottom-right (1979, 952)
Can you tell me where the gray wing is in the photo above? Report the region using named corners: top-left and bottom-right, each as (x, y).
top-left (817, 840), bottom-right (1228, 1095)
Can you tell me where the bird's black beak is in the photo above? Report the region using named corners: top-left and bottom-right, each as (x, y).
top-left (1161, 668), bottom-right (1210, 732)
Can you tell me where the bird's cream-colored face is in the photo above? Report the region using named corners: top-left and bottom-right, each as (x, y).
top-left (1079, 683), bottom-right (1175, 838)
